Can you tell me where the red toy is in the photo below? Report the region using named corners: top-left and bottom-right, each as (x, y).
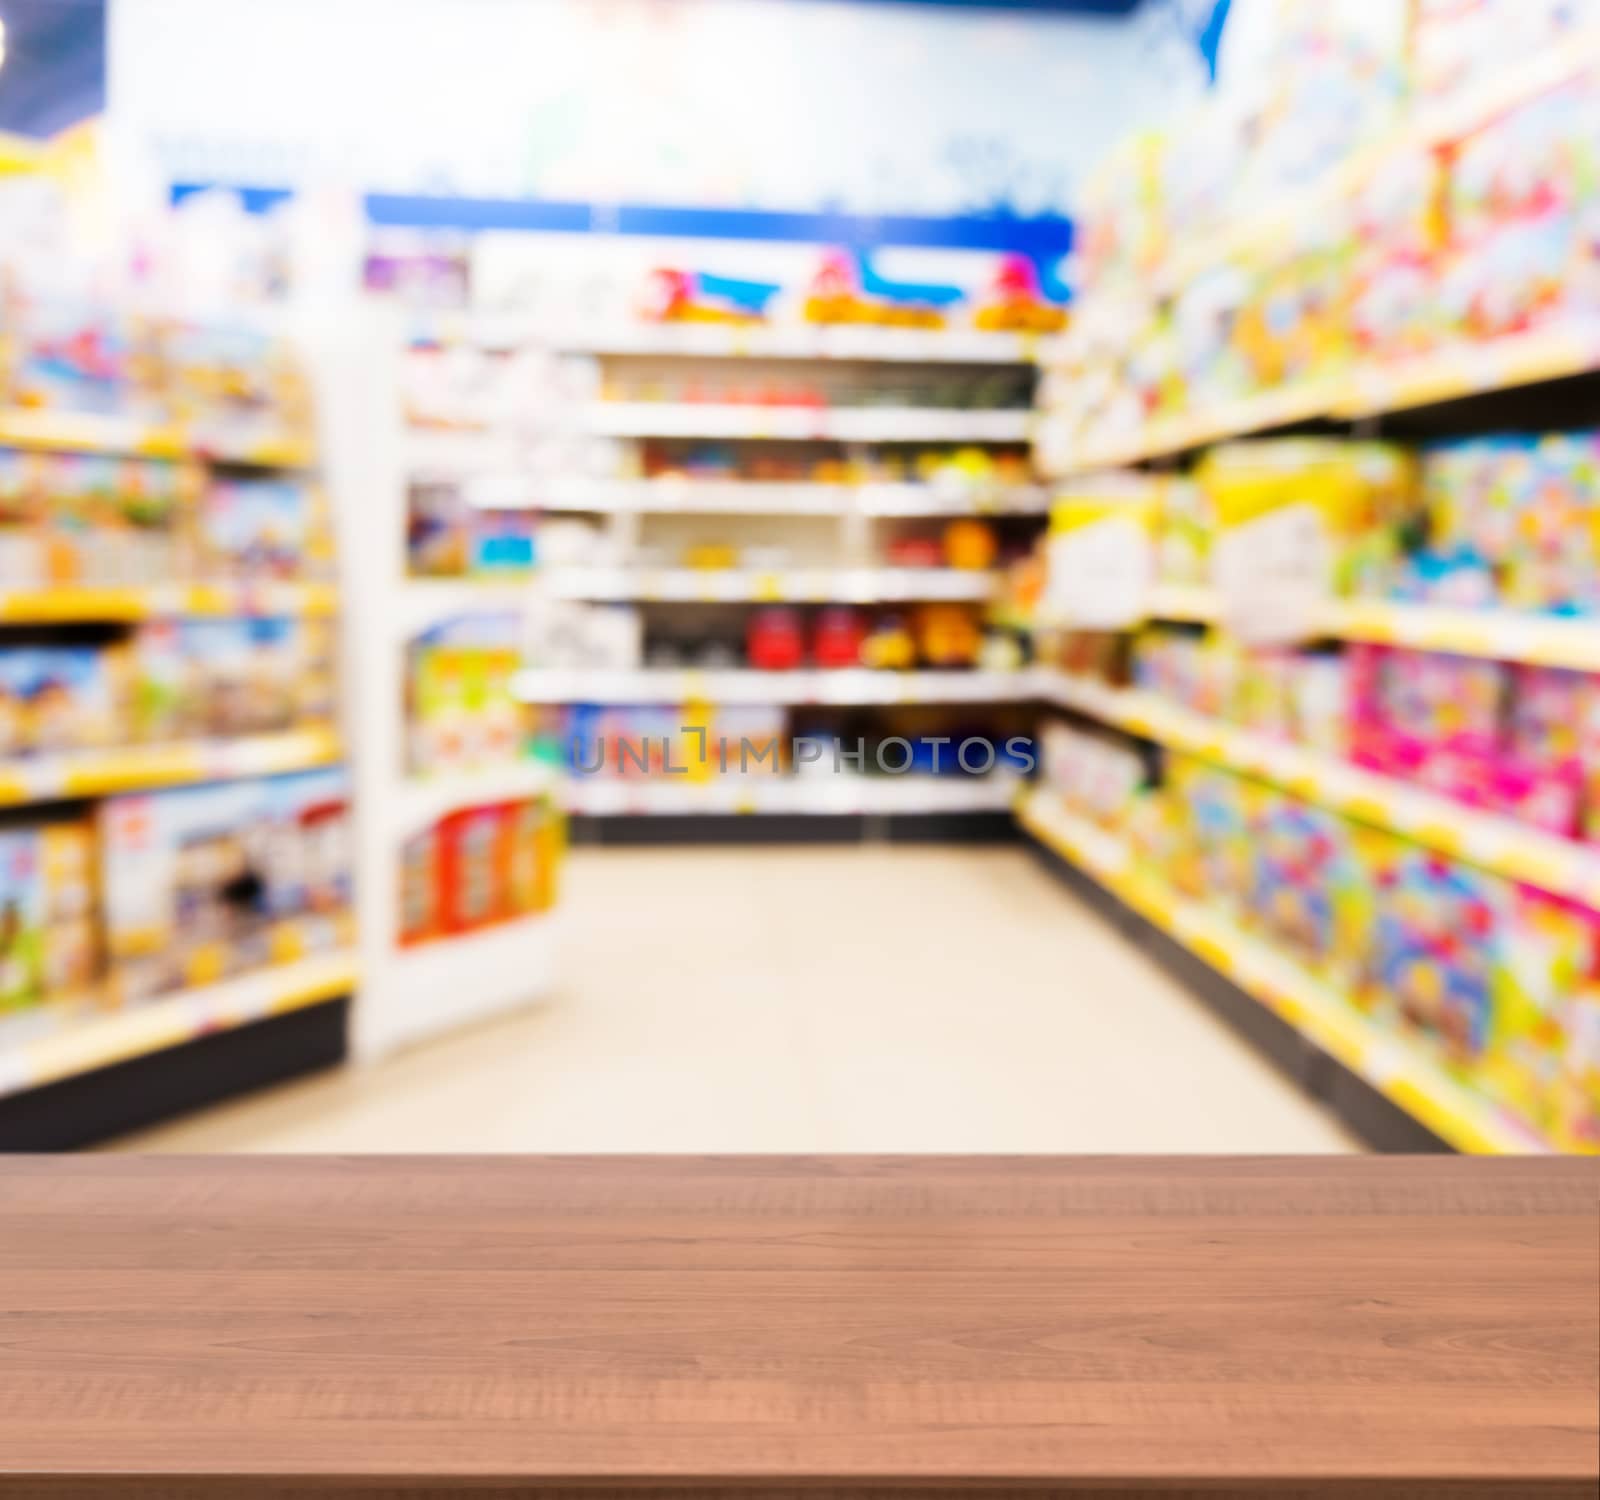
top-left (746, 607), bottom-right (806, 671)
top-left (812, 607), bottom-right (868, 669)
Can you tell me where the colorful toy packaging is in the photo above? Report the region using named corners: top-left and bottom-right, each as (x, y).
top-left (1136, 750), bottom-right (1600, 1147)
top-left (1046, 5), bottom-right (1600, 444)
top-left (1039, 720), bottom-right (1150, 827)
top-left (0, 831), bottom-right (46, 1011)
top-left (1405, 434), bottom-right (1600, 615)
top-left (0, 818), bottom-right (101, 1010)
top-left (406, 614), bottom-right (524, 774)
top-left (200, 477), bottom-right (324, 581)
top-left (1195, 440), bottom-right (1422, 600)
top-left (97, 769), bottom-right (353, 1004)
top-left (400, 795), bottom-right (564, 950)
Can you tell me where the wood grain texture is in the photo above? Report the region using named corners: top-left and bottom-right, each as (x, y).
top-left (0, 1155), bottom-right (1594, 1497)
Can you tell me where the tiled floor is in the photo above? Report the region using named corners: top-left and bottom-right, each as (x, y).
top-left (113, 844), bottom-right (1360, 1153)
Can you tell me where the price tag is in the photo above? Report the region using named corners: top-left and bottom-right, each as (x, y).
top-left (1042, 494), bottom-right (1154, 629)
top-left (1212, 487), bottom-right (1331, 646)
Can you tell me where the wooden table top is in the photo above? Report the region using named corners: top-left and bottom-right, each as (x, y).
top-left (0, 1155), bottom-right (1595, 1498)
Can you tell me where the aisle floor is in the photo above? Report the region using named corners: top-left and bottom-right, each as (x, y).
top-left (114, 845), bottom-right (1359, 1153)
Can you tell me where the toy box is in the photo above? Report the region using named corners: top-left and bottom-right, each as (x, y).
top-left (398, 826), bottom-right (441, 947)
top-left (0, 647), bottom-right (119, 757)
top-left (408, 795), bottom-right (560, 946)
top-left (98, 769), bottom-right (352, 1002)
top-left (200, 477), bottom-right (314, 580)
top-left (1482, 885), bottom-right (1600, 1139)
top-left (8, 302), bottom-right (135, 415)
top-left (1364, 843), bottom-right (1504, 1068)
top-left (407, 615), bottom-right (523, 774)
top-left (0, 831), bottom-right (45, 1011)
top-left (40, 821), bottom-right (99, 996)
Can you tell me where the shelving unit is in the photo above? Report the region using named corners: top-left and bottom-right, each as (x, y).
top-left (403, 295), bottom-right (1050, 840)
top-left (325, 303), bottom-right (563, 1061)
top-left (1037, 29), bottom-right (1600, 478)
top-left (1015, 789), bottom-right (1545, 1155)
top-left (1017, 24), bottom-right (1600, 1158)
top-left (0, 331), bottom-right (357, 1148)
top-left (1034, 670), bottom-right (1600, 908)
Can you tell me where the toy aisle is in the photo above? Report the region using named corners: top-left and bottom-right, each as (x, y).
top-left (1, 0), bottom-right (1599, 1156)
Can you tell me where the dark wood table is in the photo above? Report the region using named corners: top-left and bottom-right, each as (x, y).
top-left (0, 1155), bottom-right (1595, 1498)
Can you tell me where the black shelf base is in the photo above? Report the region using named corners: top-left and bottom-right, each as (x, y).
top-left (1022, 833), bottom-right (1451, 1154)
top-left (570, 811), bottom-right (1019, 846)
top-left (0, 996), bottom-right (350, 1152)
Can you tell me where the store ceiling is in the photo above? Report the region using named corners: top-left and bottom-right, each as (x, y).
top-left (0, 0), bottom-right (105, 138)
top-left (0, 0), bottom-right (1143, 142)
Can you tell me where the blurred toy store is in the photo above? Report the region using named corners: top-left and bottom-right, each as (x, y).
top-left (0, 0), bottom-right (1598, 1157)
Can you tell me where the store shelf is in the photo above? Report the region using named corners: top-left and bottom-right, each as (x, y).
top-left (411, 313), bottom-right (1042, 364)
top-left (398, 578), bottom-right (533, 637)
top-left (511, 666), bottom-right (1034, 706)
top-left (0, 408), bottom-right (315, 467)
top-left (1038, 379), bottom-right (1342, 474)
top-left (471, 475), bottom-right (1049, 517)
top-left (1034, 669), bottom-right (1600, 908)
top-left (396, 761), bottom-right (560, 836)
top-left (502, 477), bottom-right (855, 515)
top-left (373, 911), bottom-right (555, 1059)
top-left (1116, 30), bottom-right (1600, 304)
top-left (1338, 320), bottom-right (1600, 419)
top-left (405, 429), bottom-right (530, 477)
top-left (0, 726), bottom-right (343, 808)
top-left (0, 581), bottom-right (339, 622)
top-left (576, 324), bottom-right (1041, 364)
top-left (1145, 586), bottom-right (1600, 672)
top-left (858, 481), bottom-right (1049, 516)
top-left (566, 772), bottom-right (1020, 817)
top-left (1014, 789), bottom-right (1547, 1155)
top-left (1046, 319), bottom-right (1600, 475)
top-left (0, 947), bottom-right (358, 1101)
top-left (542, 566), bottom-right (999, 604)
top-left (585, 403), bottom-right (1033, 443)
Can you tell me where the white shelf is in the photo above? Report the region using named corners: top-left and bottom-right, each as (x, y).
top-left (412, 314), bottom-right (1041, 364)
top-left (512, 667), bottom-right (1034, 706)
top-left (471, 475), bottom-right (1049, 517)
top-left (398, 578), bottom-right (534, 637)
top-left (369, 912), bottom-right (557, 1060)
top-left (404, 429), bottom-right (529, 477)
top-left (584, 403), bottom-right (1033, 443)
top-left (566, 772), bottom-right (1020, 817)
top-left (542, 566), bottom-right (999, 604)
top-left (0, 948), bottom-right (357, 1100)
top-left (858, 481), bottom-right (1049, 516)
top-left (579, 324), bottom-right (1040, 363)
top-left (498, 476), bottom-right (855, 515)
top-left (396, 762), bottom-right (562, 837)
